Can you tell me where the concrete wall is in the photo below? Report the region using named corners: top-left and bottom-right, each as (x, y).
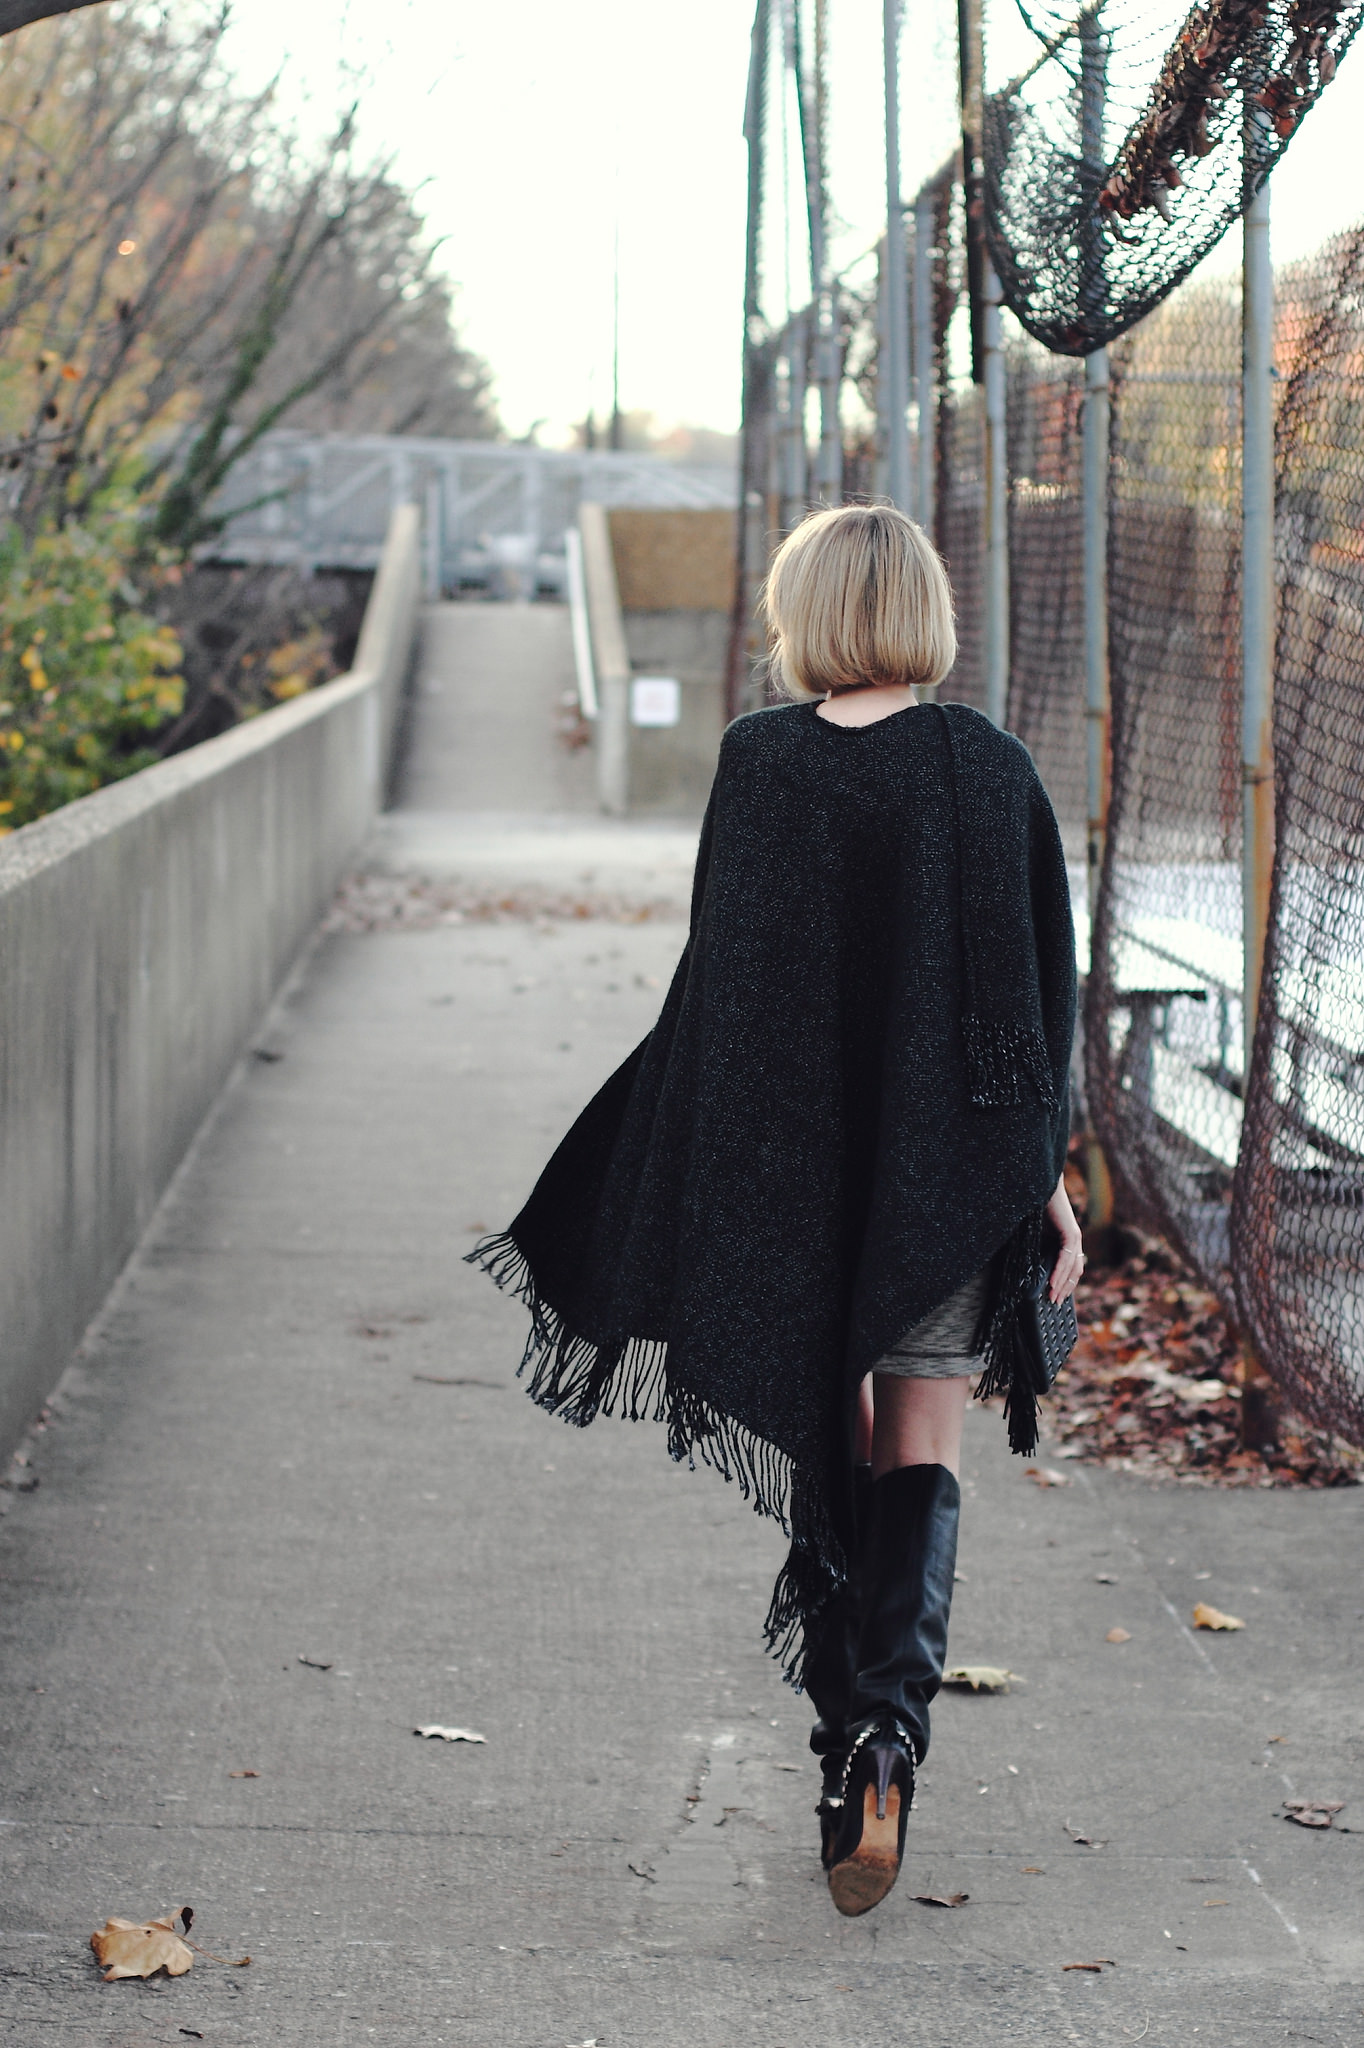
top-left (0, 505), bottom-right (421, 1465)
top-left (620, 611), bottom-right (729, 813)
top-left (595, 508), bottom-right (733, 818)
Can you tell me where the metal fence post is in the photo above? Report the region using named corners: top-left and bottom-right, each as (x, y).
top-left (1083, 349), bottom-right (1110, 923)
top-left (882, 0), bottom-right (912, 512)
top-left (813, 286), bottom-right (843, 504)
top-left (778, 313), bottom-right (809, 532)
top-left (1242, 180), bottom-right (1275, 1082)
top-left (1083, 343), bottom-right (1114, 1225)
top-left (912, 190), bottom-right (936, 535)
top-left (1239, 175), bottom-right (1280, 1445)
top-left (982, 257), bottom-right (1009, 725)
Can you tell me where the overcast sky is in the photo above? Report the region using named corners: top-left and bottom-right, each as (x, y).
top-left (220, 0), bottom-right (1364, 445)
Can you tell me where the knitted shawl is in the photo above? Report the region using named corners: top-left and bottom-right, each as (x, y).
top-left (469, 700), bottom-right (1076, 1678)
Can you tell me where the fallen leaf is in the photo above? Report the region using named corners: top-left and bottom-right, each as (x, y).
top-left (1026, 1466), bottom-right (1069, 1487)
top-left (1202, 1898), bottom-right (1229, 1907)
top-left (297, 1655), bottom-right (333, 1671)
top-left (1266, 1734), bottom-right (1288, 1744)
top-left (1022, 1865), bottom-right (1046, 1874)
top-left (1192, 1602), bottom-right (1244, 1631)
top-left (91, 1911), bottom-right (193, 1981)
top-left (1063, 1958), bottom-right (1116, 1971)
top-left (914, 1891), bottom-right (969, 1907)
top-left (1106, 1627), bottom-right (1132, 1643)
top-left (771, 1761), bottom-right (801, 1771)
top-left (1282, 1799), bottom-right (1343, 1828)
top-left (414, 1725), bottom-right (486, 1743)
top-left (942, 1664), bottom-right (1022, 1691)
top-left (180, 2031), bottom-right (204, 2040)
top-left (1063, 1822), bottom-right (1107, 1846)
top-left (227, 1769), bottom-right (259, 1779)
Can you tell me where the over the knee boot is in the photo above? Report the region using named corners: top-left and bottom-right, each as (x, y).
top-left (804, 1463), bottom-right (872, 1866)
top-left (827, 1462), bottom-right (961, 1917)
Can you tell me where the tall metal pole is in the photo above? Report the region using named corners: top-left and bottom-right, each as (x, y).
top-left (725, 0), bottom-right (772, 722)
top-left (871, 239), bottom-right (888, 499)
top-left (1080, 3), bottom-right (1110, 929)
top-left (912, 189), bottom-right (936, 536)
top-left (1083, 350), bottom-right (1110, 927)
top-left (801, 0), bottom-right (842, 503)
top-left (609, 205), bottom-right (623, 452)
top-left (1239, 171), bottom-right (1280, 1447)
top-left (882, 0), bottom-right (912, 512)
top-left (778, 312), bottom-right (809, 532)
top-left (1242, 179), bottom-right (1275, 1084)
top-left (982, 257), bottom-right (1009, 724)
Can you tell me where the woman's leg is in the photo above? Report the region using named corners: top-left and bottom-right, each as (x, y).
top-left (870, 1371), bottom-right (971, 1478)
top-left (828, 1373), bottom-right (968, 1915)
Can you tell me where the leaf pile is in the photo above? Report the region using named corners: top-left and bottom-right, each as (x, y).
top-left (325, 873), bottom-right (681, 934)
top-left (1047, 1229), bottom-right (1360, 1488)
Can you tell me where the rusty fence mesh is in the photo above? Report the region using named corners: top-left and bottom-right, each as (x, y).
top-left (1006, 346), bottom-right (1088, 856)
top-left (730, 105), bottom-right (1364, 1440)
top-left (1086, 279), bottom-right (1246, 1290)
top-left (1234, 226), bottom-right (1364, 1442)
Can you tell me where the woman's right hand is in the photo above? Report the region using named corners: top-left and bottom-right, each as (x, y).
top-left (1045, 1173), bottom-right (1085, 1303)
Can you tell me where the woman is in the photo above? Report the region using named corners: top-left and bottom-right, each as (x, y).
top-left (470, 503), bottom-right (1081, 1917)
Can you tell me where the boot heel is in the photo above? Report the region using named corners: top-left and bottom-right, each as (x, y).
top-left (827, 1720), bottom-right (914, 1918)
top-left (872, 1744), bottom-right (895, 1822)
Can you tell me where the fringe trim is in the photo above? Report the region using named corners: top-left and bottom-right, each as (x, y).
top-left (465, 1230), bottom-right (843, 1684)
top-left (973, 1207), bottom-right (1045, 1457)
top-left (963, 1014), bottom-right (1058, 1114)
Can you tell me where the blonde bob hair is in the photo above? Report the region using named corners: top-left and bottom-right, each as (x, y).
top-left (761, 503), bottom-right (956, 700)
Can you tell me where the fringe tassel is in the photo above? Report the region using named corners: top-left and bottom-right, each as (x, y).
top-left (465, 1230), bottom-right (843, 1679)
top-left (973, 1207), bottom-right (1044, 1458)
top-left (963, 1014), bottom-right (1057, 1114)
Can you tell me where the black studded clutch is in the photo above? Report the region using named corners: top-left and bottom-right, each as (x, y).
top-left (1012, 1246), bottom-right (1079, 1397)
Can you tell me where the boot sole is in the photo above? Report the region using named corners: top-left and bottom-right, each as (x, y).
top-left (828, 1782), bottom-right (902, 1916)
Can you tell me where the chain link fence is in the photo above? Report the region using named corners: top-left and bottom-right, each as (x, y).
top-left (1235, 226), bottom-right (1364, 1443)
top-left (1087, 281), bottom-right (1246, 1288)
top-left (731, 0), bottom-right (1364, 1446)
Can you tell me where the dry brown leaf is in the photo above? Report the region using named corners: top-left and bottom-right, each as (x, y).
top-left (1105, 1626), bottom-right (1132, 1643)
top-left (914, 1891), bottom-right (969, 1907)
top-left (414, 1724), bottom-right (486, 1743)
top-left (1022, 1865), bottom-right (1046, 1874)
top-left (1282, 1799), bottom-right (1343, 1828)
top-left (1062, 1958), bottom-right (1116, 1972)
top-left (91, 1911), bottom-right (193, 1981)
top-left (1026, 1466), bottom-right (1069, 1487)
top-left (942, 1664), bottom-right (1022, 1691)
top-left (1202, 1898), bottom-right (1229, 1907)
top-left (1192, 1602), bottom-right (1244, 1631)
top-left (228, 1769), bottom-right (259, 1779)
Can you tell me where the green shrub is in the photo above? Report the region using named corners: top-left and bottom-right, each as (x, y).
top-left (0, 513), bottom-right (184, 833)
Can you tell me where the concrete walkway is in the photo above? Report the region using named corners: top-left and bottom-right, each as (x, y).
top-left (1, 607), bottom-right (1361, 2045)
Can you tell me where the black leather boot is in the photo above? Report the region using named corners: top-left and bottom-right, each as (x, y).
top-left (827, 1462), bottom-right (961, 1917)
top-left (805, 1464), bottom-right (872, 1867)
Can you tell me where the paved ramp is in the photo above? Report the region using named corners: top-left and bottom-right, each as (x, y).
top-left (378, 601), bottom-right (702, 907)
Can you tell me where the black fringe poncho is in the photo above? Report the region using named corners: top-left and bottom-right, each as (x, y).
top-left (469, 700), bottom-right (1076, 1677)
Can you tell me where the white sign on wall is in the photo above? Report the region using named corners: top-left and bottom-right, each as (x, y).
top-left (630, 676), bottom-right (682, 728)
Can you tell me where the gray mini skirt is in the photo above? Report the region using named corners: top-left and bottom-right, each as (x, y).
top-left (872, 1265), bottom-right (990, 1380)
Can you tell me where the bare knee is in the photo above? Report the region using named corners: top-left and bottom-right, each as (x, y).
top-left (870, 1375), bottom-right (971, 1479)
